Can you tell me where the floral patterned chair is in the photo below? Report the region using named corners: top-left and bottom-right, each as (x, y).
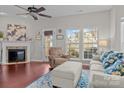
top-left (48, 47), bottom-right (70, 68)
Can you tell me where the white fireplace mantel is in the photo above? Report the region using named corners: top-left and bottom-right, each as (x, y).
top-left (2, 41), bottom-right (31, 64)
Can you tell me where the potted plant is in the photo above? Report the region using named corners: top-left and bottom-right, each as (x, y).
top-left (0, 31), bottom-right (4, 41)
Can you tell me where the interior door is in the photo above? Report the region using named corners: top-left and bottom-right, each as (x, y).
top-left (42, 30), bottom-right (56, 61)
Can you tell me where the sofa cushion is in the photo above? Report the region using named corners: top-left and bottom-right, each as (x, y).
top-left (92, 54), bottom-right (100, 61)
top-left (54, 58), bottom-right (68, 65)
top-left (90, 60), bottom-right (102, 65)
top-left (90, 64), bottom-right (104, 72)
top-left (92, 71), bottom-right (121, 88)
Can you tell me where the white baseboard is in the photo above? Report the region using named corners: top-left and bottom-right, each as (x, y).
top-left (31, 60), bottom-right (42, 62)
top-left (31, 59), bottom-right (49, 62)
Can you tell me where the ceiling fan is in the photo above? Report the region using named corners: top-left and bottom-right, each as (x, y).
top-left (15, 5), bottom-right (52, 20)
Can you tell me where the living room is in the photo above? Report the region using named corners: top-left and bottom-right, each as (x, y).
top-left (0, 4), bottom-right (124, 89)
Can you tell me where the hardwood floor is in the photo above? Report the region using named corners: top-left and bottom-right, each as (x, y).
top-left (0, 62), bottom-right (51, 88)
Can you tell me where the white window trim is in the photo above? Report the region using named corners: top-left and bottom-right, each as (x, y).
top-left (65, 28), bottom-right (98, 60)
top-left (65, 29), bottom-right (80, 59)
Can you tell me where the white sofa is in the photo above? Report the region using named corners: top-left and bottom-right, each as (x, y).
top-left (90, 55), bottom-right (124, 88)
top-left (51, 61), bottom-right (82, 88)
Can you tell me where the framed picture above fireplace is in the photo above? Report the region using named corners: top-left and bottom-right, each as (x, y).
top-left (7, 24), bottom-right (26, 41)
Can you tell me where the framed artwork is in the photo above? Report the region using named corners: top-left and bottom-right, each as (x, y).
top-left (35, 32), bottom-right (41, 40)
top-left (56, 35), bottom-right (64, 40)
top-left (7, 24), bottom-right (26, 41)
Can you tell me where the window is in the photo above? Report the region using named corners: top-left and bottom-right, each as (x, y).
top-left (83, 28), bottom-right (98, 59)
top-left (66, 28), bottom-right (98, 59)
top-left (66, 29), bottom-right (80, 58)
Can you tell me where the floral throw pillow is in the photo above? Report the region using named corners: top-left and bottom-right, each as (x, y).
top-left (103, 52), bottom-right (123, 69)
top-left (112, 61), bottom-right (124, 76)
top-left (105, 58), bottom-right (124, 76)
top-left (100, 51), bottom-right (116, 63)
top-left (105, 59), bottom-right (123, 74)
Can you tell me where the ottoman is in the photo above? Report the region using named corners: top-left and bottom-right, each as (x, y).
top-left (51, 61), bottom-right (82, 88)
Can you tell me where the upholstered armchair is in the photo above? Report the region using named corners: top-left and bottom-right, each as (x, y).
top-left (48, 47), bottom-right (70, 68)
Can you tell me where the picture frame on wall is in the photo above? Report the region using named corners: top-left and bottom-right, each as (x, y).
top-left (56, 35), bottom-right (64, 40)
top-left (7, 24), bottom-right (26, 41)
top-left (35, 32), bottom-right (41, 40)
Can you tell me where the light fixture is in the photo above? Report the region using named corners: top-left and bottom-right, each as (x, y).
top-left (98, 39), bottom-right (108, 47)
top-left (98, 39), bottom-right (108, 53)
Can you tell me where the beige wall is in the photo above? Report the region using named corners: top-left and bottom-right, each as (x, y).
top-left (46, 10), bottom-right (111, 51)
top-left (110, 5), bottom-right (124, 51)
top-left (0, 9), bottom-right (111, 61)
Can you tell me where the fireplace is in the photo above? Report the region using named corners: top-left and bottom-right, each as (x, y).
top-left (6, 46), bottom-right (28, 63)
top-left (8, 49), bottom-right (26, 63)
top-left (2, 42), bottom-right (30, 64)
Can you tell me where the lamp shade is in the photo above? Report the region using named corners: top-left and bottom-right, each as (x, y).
top-left (98, 39), bottom-right (108, 47)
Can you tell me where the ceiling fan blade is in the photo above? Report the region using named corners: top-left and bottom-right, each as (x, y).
top-left (15, 5), bottom-right (28, 11)
top-left (16, 13), bottom-right (29, 15)
top-left (31, 15), bottom-right (38, 20)
top-left (38, 13), bottom-right (52, 18)
top-left (30, 13), bottom-right (38, 20)
top-left (36, 7), bottom-right (45, 13)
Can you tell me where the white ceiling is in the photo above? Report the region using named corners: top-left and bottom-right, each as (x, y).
top-left (0, 5), bottom-right (112, 18)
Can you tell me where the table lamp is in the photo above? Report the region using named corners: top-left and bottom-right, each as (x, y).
top-left (98, 39), bottom-right (108, 53)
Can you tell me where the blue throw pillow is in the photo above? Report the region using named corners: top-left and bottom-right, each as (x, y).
top-left (105, 59), bottom-right (123, 74)
top-left (100, 51), bottom-right (117, 63)
top-left (103, 52), bottom-right (119, 68)
top-left (116, 53), bottom-right (124, 59)
top-left (103, 52), bottom-right (124, 69)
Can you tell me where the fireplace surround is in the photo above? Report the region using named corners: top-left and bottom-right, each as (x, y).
top-left (8, 48), bottom-right (26, 63)
top-left (2, 41), bottom-right (31, 64)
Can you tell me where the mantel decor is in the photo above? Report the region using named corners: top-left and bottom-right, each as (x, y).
top-left (56, 35), bottom-right (64, 40)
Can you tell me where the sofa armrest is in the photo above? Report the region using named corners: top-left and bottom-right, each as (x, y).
top-left (48, 55), bottom-right (56, 67)
top-left (48, 55), bottom-right (55, 60)
top-left (61, 54), bottom-right (70, 59)
top-left (91, 71), bottom-right (121, 88)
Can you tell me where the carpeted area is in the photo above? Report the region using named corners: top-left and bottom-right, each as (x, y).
top-left (27, 69), bottom-right (89, 88)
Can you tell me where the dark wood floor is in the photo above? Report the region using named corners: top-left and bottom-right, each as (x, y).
top-left (0, 62), bottom-right (51, 88)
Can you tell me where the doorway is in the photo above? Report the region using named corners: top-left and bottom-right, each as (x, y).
top-left (42, 30), bottom-right (56, 60)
